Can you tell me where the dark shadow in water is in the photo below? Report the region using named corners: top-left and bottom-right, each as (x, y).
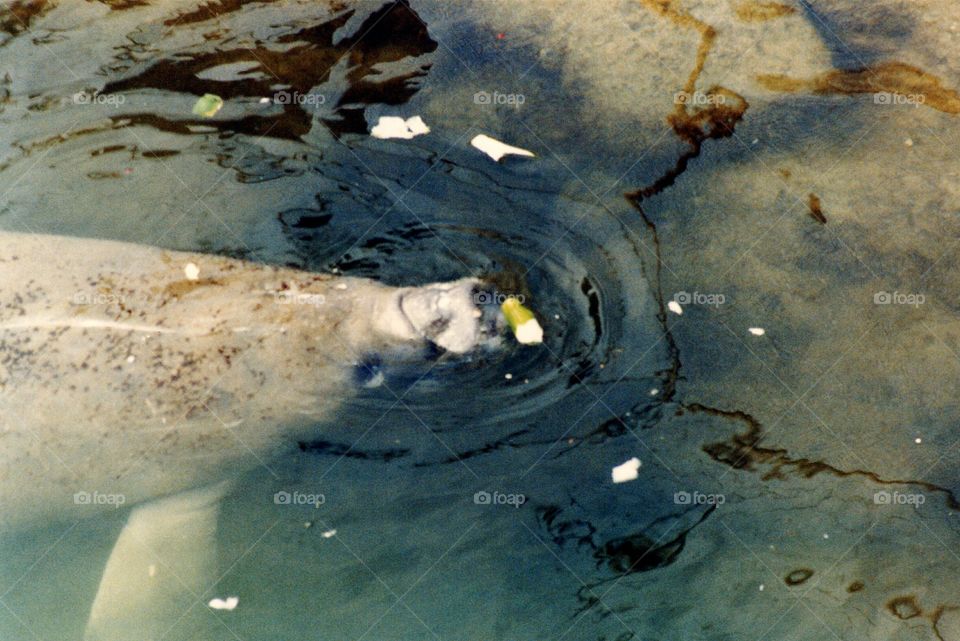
top-left (296, 438), bottom-right (410, 462)
top-left (103, 0), bottom-right (436, 140)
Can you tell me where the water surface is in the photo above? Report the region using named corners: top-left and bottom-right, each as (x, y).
top-left (2, 1), bottom-right (960, 640)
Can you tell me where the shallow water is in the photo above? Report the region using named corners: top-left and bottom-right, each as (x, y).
top-left (2, 1), bottom-right (960, 640)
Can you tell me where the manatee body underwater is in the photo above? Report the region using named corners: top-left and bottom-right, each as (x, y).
top-left (0, 230), bottom-right (490, 640)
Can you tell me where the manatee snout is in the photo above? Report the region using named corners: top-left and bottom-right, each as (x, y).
top-left (397, 278), bottom-right (494, 354)
top-left (364, 277), bottom-right (502, 355)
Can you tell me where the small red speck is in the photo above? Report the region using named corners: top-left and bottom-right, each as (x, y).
top-left (496, 32), bottom-right (505, 40)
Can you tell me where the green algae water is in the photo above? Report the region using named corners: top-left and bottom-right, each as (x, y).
top-left (3, 1), bottom-right (960, 640)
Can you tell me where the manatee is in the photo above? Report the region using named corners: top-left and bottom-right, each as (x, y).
top-left (0, 231), bottom-right (489, 639)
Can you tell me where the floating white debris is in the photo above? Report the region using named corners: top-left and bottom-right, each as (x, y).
top-left (370, 115), bottom-right (431, 140)
top-left (470, 134), bottom-right (535, 161)
top-left (904, 138), bottom-right (914, 147)
top-left (184, 263), bottom-right (200, 281)
top-left (611, 457), bottom-right (641, 484)
top-left (915, 437), bottom-right (922, 444)
top-left (322, 529), bottom-right (337, 538)
top-left (759, 584), bottom-right (765, 592)
top-left (405, 116), bottom-right (430, 136)
top-left (259, 97), bottom-right (270, 104)
top-left (667, 300), bottom-right (683, 315)
top-left (748, 327), bottom-right (765, 336)
top-left (208, 597), bottom-right (239, 611)
top-left (505, 373), bottom-right (513, 380)
top-left (649, 388), bottom-right (659, 396)
top-left (502, 298), bottom-right (543, 345)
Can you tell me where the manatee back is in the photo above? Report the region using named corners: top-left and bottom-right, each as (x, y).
top-left (0, 232), bottom-right (359, 529)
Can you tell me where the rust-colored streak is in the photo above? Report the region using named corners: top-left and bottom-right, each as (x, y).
top-left (163, 278), bottom-right (224, 299)
top-left (807, 193), bottom-right (826, 224)
top-left (734, 1), bottom-right (796, 22)
top-left (887, 595), bottom-right (922, 620)
top-left (627, 3), bottom-right (749, 202)
top-left (685, 402), bottom-right (960, 509)
top-left (785, 568), bottom-right (814, 586)
top-left (639, 0), bottom-right (715, 97)
top-left (758, 61), bottom-right (960, 115)
top-left (94, 0), bottom-right (149, 10)
top-left (0, 0), bottom-right (50, 36)
top-left (163, 0), bottom-right (282, 26)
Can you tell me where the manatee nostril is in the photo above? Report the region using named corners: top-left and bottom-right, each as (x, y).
top-left (427, 316), bottom-right (451, 337)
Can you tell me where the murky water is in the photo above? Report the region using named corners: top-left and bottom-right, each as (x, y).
top-left (2, 1), bottom-right (960, 640)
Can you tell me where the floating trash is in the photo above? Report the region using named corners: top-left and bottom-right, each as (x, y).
top-left (192, 94), bottom-right (224, 118)
top-left (208, 596), bottom-right (239, 611)
top-left (667, 300), bottom-right (683, 315)
top-left (501, 297), bottom-right (543, 345)
top-left (370, 115), bottom-right (430, 139)
top-left (611, 457), bottom-right (641, 483)
top-left (748, 327), bottom-right (765, 336)
top-left (470, 134), bottom-right (535, 161)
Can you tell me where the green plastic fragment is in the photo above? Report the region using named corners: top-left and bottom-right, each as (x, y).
top-left (192, 94), bottom-right (224, 118)
top-left (501, 297), bottom-right (543, 345)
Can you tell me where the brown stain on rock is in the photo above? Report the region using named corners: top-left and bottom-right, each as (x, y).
top-left (162, 278), bottom-right (223, 299)
top-left (734, 1), bottom-right (796, 22)
top-left (686, 402), bottom-right (960, 509)
top-left (758, 62), bottom-right (960, 115)
top-left (785, 568), bottom-right (814, 586)
top-left (162, 0), bottom-right (282, 26)
top-left (880, 599), bottom-right (960, 640)
top-left (94, 0), bottom-right (149, 9)
top-left (888, 595), bottom-right (922, 620)
top-left (808, 193), bottom-right (826, 224)
top-left (628, 1), bottom-right (749, 201)
top-left (0, 0), bottom-right (50, 37)
top-left (847, 580), bottom-right (865, 593)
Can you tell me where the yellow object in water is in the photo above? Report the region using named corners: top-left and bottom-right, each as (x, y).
top-left (501, 297), bottom-right (543, 345)
top-left (192, 94), bottom-right (223, 118)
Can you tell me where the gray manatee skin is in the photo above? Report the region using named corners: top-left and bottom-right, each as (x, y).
top-left (0, 231), bottom-right (481, 531)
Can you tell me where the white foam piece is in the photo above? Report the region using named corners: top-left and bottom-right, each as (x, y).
top-left (184, 262), bottom-right (200, 281)
top-left (611, 457), bottom-right (641, 483)
top-left (406, 116), bottom-right (430, 135)
top-left (208, 597), bottom-right (238, 611)
top-left (748, 327), bottom-right (765, 336)
top-left (514, 318), bottom-right (543, 344)
top-left (370, 115), bottom-right (430, 139)
top-left (667, 300), bottom-right (683, 315)
top-left (470, 134), bottom-right (535, 161)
